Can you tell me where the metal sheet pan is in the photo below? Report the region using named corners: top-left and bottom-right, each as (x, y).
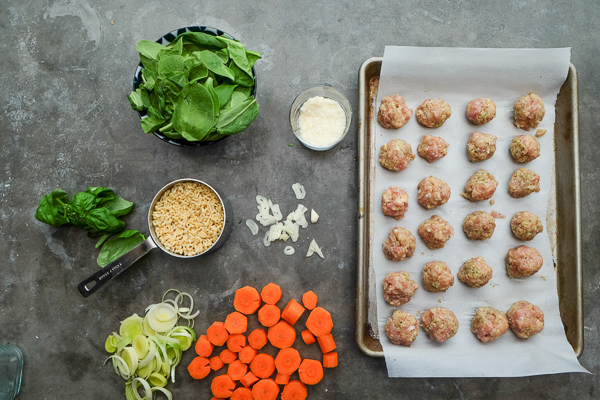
top-left (356, 57), bottom-right (582, 358)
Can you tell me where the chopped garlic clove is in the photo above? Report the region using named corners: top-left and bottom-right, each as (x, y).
top-left (292, 183), bottom-right (306, 200)
top-left (306, 239), bottom-right (324, 259)
top-left (311, 209), bottom-right (319, 223)
top-left (245, 219), bottom-right (259, 235)
top-left (284, 246), bottom-right (295, 255)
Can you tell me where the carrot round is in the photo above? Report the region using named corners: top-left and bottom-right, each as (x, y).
top-left (239, 345), bottom-right (257, 364)
top-left (251, 378), bottom-right (280, 400)
top-left (281, 299), bottom-right (305, 325)
top-left (260, 283), bottom-right (282, 305)
top-left (233, 286), bottom-right (261, 315)
top-left (211, 374), bottom-right (236, 398)
top-left (301, 329), bottom-right (316, 345)
top-left (210, 355), bottom-right (225, 371)
top-left (207, 322), bottom-right (230, 346)
top-left (298, 359), bottom-right (323, 385)
top-left (305, 307), bottom-right (333, 337)
top-left (250, 353), bottom-right (276, 379)
top-left (220, 349), bottom-right (238, 364)
top-left (240, 371), bottom-right (259, 388)
top-left (267, 321), bottom-right (296, 349)
top-left (274, 347), bottom-right (301, 375)
top-left (323, 352), bottom-right (338, 368)
top-left (281, 380), bottom-right (308, 400)
top-left (258, 304), bottom-right (281, 327)
top-left (228, 359), bottom-right (248, 381)
top-left (248, 328), bottom-right (268, 350)
top-left (195, 334), bottom-right (214, 357)
top-left (224, 311), bottom-right (248, 334)
top-left (227, 333), bottom-right (247, 353)
top-left (188, 356), bottom-right (210, 379)
top-left (231, 387), bottom-right (253, 400)
top-left (316, 333), bottom-right (336, 353)
top-left (275, 372), bottom-right (290, 385)
top-left (301, 290), bottom-right (318, 310)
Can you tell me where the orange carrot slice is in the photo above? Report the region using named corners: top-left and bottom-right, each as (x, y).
top-left (260, 283), bottom-right (282, 305)
top-left (323, 352), bottom-right (338, 368)
top-left (239, 345), bottom-right (257, 364)
top-left (210, 355), bottom-right (225, 371)
top-left (274, 347), bottom-right (301, 375)
top-left (275, 372), bottom-right (290, 385)
top-left (281, 299), bottom-right (305, 325)
top-left (258, 304), bottom-right (281, 327)
top-left (248, 328), bottom-right (268, 350)
top-left (316, 333), bottom-right (336, 353)
top-left (211, 374), bottom-right (236, 398)
top-left (301, 290), bottom-right (318, 310)
top-left (240, 371), bottom-right (259, 388)
top-left (207, 322), bottom-right (230, 346)
top-left (228, 359), bottom-right (248, 381)
top-left (233, 286), bottom-right (261, 315)
top-left (298, 359), bottom-right (323, 385)
top-left (305, 307), bottom-right (333, 337)
top-left (250, 353), bottom-right (276, 379)
top-left (188, 356), bottom-right (210, 379)
top-left (251, 378), bottom-right (280, 400)
top-left (227, 333), bottom-right (247, 353)
top-left (281, 380), bottom-right (308, 400)
top-left (231, 387), bottom-right (253, 400)
top-left (220, 349), bottom-right (238, 364)
top-left (301, 329), bottom-right (316, 345)
top-left (195, 334), bottom-right (214, 357)
top-left (224, 311), bottom-right (248, 334)
top-left (267, 321), bottom-right (296, 349)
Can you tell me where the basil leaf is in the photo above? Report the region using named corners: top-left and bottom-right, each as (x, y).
top-left (97, 230), bottom-right (147, 268)
top-left (81, 207), bottom-right (125, 236)
top-left (34, 189), bottom-right (70, 227)
top-left (102, 196), bottom-right (134, 217)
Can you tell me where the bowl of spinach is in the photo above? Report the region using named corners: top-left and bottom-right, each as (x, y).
top-left (128, 26), bottom-right (260, 146)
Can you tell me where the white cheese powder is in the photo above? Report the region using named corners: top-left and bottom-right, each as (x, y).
top-left (297, 96), bottom-right (346, 147)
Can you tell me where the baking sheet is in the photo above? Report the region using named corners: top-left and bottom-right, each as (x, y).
top-left (370, 47), bottom-right (587, 377)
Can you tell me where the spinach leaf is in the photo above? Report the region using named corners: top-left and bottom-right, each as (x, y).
top-left (214, 84), bottom-right (237, 107)
top-left (97, 230), bottom-right (147, 268)
top-left (128, 89), bottom-right (146, 111)
top-left (224, 39), bottom-right (253, 79)
top-left (203, 77), bottom-right (221, 116)
top-left (228, 61), bottom-right (255, 87)
top-left (216, 97), bottom-right (259, 135)
top-left (136, 40), bottom-right (164, 60)
top-left (172, 81), bottom-right (216, 141)
top-left (195, 51), bottom-right (235, 81)
top-left (141, 107), bottom-right (166, 133)
top-left (34, 189), bottom-right (70, 227)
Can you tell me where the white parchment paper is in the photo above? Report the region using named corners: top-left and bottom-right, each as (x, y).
top-left (373, 46), bottom-right (587, 377)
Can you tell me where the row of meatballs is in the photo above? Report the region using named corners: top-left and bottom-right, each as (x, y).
top-left (385, 301), bottom-right (544, 347)
top-left (379, 134), bottom-right (542, 171)
top-left (378, 92), bottom-right (545, 131)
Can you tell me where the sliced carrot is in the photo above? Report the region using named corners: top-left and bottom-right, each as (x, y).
top-left (210, 355), bottom-right (225, 371)
top-left (211, 374), bottom-right (236, 398)
top-left (301, 329), bottom-right (316, 345)
top-left (239, 345), bottom-right (257, 364)
top-left (211, 397), bottom-right (225, 400)
top-left (251, 378), bottom-right (280, 400)
top-left (224, 311), bottom-right (248, 334)
top-left (250, 353), bottom-right (276, 379)
top-left (240, 371), bottom-right (259, 388)
top-left (301, 290), bottom-right (318, 310)
top-left (260, 283), bottom-right (282, 305)
top-left (298, 359), bottom-right (323, 385)
top-left (231, 387), bottom-right (253, 400)
top-left (227, 333), bottom-right (247, 353)
top-left (195, 334), bottom-right (214, 357)
top-left (323, 352), bottom-right (338, 368)
top-left (275, 372), bottom-right (290, 385)
top-left (248, 328), bottom-right (268, 350)
top-left (233, 286), bottom-right (261, 315)
top-left (281, 380), bottom-right (308, 400)
top-left (305, 307), bottom-right (333, 337)
top-left (281, 299), bottom-right (305, 325)
top-left (258, 304), bottom-right (281, 327)
top-left (274, 347), bottom-right (301, 375)
top-left (207, 322), bottom-right (230, 346)
top-left (267, 320), bottom-right (296, 349)
top-left (188, 356), bottom-right (211, 379)
top-left (220, 349), bottom-right (238, 364)
top-left (228, 359), bottom-right (248, 381)
top-left (316, 333), bottom-right (336, 353)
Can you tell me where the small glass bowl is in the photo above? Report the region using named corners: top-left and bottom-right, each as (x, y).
top-left (290, 86), bottom-right (352, 151)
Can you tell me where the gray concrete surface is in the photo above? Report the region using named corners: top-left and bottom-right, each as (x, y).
top-left (1, 0), bottom-right (599, 398)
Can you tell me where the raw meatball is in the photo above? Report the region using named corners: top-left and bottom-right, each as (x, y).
top-left (466, 98), bottom-right (496, 125)
top-left (510, 135), bottom-right (541, 163)
top-left (471, 307), bottom-right (509, 343)
top-left (418, 215), bottom-right (454, 249)
top-left (513, 92), bottom-right (545, 131)
top-left (422, 261), bottom-right (455, 293)
top-left (416, 99), bottom-right (452, 128)
top-left (458, 257), bottom-right (493, 288)
top-left (467, 131), bottom-right (497, 162)
top-left (378, 95), bottom-right (413, 129)
top-left (384, 310), bottom-right (419, 346)
top-left (381, 186), bottom-right (409, 220)
top-left (379, 139), bottom-right (416, 171)
top-left (462, 211), bottom-right (496, 240)
top-left (417, 135), bottom-right (449, 163)
top-left (506, 246), bottom-right (543, 278)
top-left (508, 168), bottom-right (541, 198)
top-left (417, 176), bottom-right (451, 209)
top-left (421, 308), bottom-right (459, 342)
top-left (461, 169), bottom-right (498, 202)
top-left (382, 227), bottom-right (416, 261)
top-left (382, 271), bottom-right (419, 306)
top-left (507, 300), bottom-right (544, 339)
top-left (510, 211), bottom-right (543, 241)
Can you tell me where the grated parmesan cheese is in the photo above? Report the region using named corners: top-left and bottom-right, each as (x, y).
top-left (297, 96), bottom-right (346, 147)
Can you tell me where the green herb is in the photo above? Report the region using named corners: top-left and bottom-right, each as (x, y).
top-left (128, 31), bottom-right (261, 142)
top-left (97, 230), bottom-right (147, 267)
top-left (288, 143), bottom-right (294, 147)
